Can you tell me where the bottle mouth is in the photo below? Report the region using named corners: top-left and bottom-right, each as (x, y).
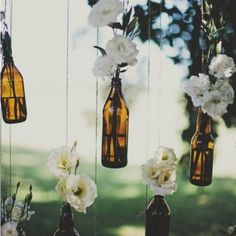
top-left (111, 77), bottom-right (121, 86)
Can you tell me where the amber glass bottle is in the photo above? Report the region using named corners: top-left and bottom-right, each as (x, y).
top-left (1, 31), bottom-right (27, 123)
top-left (101, 77), bottom-right (129, 168)
top-left (53, 202), bottom-right (80, 236)
top-left (189, 108), bottom-right (214, 186)
top-left (145, 195), bottom-right (170, 236)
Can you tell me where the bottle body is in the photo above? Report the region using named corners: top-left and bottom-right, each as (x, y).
top-left (190, 108), bottom-right (214, 186)
top-left (145, 195), bottom-right (170, 236)
top-left (53, 202), bottom-right (80, 236)
top-left (1, 63), bottom-right (27, 123)
top-left (101, 78), bottom-right (129, 168)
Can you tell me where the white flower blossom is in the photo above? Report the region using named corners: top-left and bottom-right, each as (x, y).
top-left (55, 177), bottom-right (68, 200)
top-left (11, 202), bottom-right (24, 221)
top-left (141, 147), bottom-right (178, 196)
top-left (92, 55), bottom-right (117, 79)
top-left (105, 35), bottom-right (139, 66)
top-left (65, 174), bottom-right (97, 213)
top-left (47, 146), bottom-right (79, 179)
top-left (201, 80), bottom-right (234, 119)
top-left (155, 146), bottom-right (178, 164)
top-left (88, 0), bottom-right (124, 27)
top-left (213, 79), bottom-right (234, 104)
top-left (150, 171), bottom-right (177, 196)
top-left (11, 202), bottom-right (35, 222)
top-left (183, 73), bottom-right (210, 107)
top-left (209, 54), bottom-right (236, 79)
top-left (201, 90), bottom-right (228, 119)
top-left (141, 158), bottom-right (160, 185)
top-left (227, 225), bottom-right (236, 235)
top-left (1, 222), bottom-right (18, 236)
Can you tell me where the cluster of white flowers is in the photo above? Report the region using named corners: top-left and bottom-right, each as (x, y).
top-left (1, 184), bottom-right (34, 236)
top-left (47, 143), bottom-right (97, 213)
top-left (88, 0), bottom-right (139, 79)
top-left (184, 54), bottom-right (236, 119)
top-left (141, 146), bottom-right (178, 196)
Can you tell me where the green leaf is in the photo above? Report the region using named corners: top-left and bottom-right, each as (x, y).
top-left (122, 7), bottom-right (132, 30)
top-left (108, 22), bottom-right (124, 30)
top-left (126, 16), bottom-right (139, 37)
top-left (94, 46), bottom-right (107, 56)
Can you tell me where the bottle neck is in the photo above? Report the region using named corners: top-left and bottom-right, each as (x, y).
top-left (59, 202), bottom-right (74, 231)
top-left (111, 77), bottom-right (122, 88)
top-left (196, 108), bottom-right (211, 134)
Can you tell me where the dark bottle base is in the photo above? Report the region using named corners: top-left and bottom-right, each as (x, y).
top-left (102, 160), bottom-right (127, 168)
top-left (190, 178), bottom-right (212, 186)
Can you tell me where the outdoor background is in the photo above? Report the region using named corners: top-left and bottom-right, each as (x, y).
top-left (1, 0), bottom-right (236, 235)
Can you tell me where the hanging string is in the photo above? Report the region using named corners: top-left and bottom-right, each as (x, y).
top-left (93, 26), bottom-right (99, 236)
top-left (145, 0), bottom-right (152, 208)
top-left (201, 0), bottom-right (204, 73)
top-left (65, 0), bottom-right (70, 146)
top-left (157, 0), bottom-right (163, 147)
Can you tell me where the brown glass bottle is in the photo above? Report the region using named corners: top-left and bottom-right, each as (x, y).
top-left (53, 202), bottom-right (80, 236)
top-left (101, 77), bottom-right (129, 168)
top-left (189, 108), bottom-right (214, 186)
top-left (145, 195), bottom-right (170, 236)
top-left (1, 31), bottom-right (27, 123)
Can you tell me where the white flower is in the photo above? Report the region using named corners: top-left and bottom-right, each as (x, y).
top-left (201, 80), bottom-right (234, 119)
top-left (213, 79), bottom-right (234, 104)
top-left (141, 147), bottom-right (178, 196)
top-left (141, 158), bottom-right (160, 185)
top-left (92, 55), bottom-right (117, 79)
top-left (11, 202), bottom-right (35, 222)
top-left (4, 197), bottom-right (13, 213)
top-left (155, 146), bottom-right (178, 164)
top-left (209, 54), bottom-right (236, 79)
top-left (105, 35), bottom-right (139, 66)
top-left (11, 202), bottom-right (24, 221)
top-left (47, 145), bottom-right (79, 179)
top-left (88, 0), bottom-right (124, 27)
top-left (1, 222), bottom-right (18, 236)
top-left (201, 90), bottom-right (228, 119)
top-left (65, 174), bottom-right (97, 213)
top-left (183, 73), bottom-right (210, 107)
top-left (227, 225), bottom-right (236, 235)
top-left (55, 177), bottom-right (68, 200)
top-left (150, 171), bottom-right (177, 196)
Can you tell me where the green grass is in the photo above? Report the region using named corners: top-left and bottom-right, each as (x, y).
top-left (1, 146), bottom-right (236, 236)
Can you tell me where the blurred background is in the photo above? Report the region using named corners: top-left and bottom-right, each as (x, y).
top-left (1, 0), bottom-right (236, 235)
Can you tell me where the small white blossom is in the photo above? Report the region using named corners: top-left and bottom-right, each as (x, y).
top-left (11, 202), bottom-right (35, 222)
top-left (155, 146), bottom-right (178, 164)
top-left (213, 79), bottom-right (234, 104)
top-left (106, 35), bottom-right (139, 66)
top-left (141, 147), bottom-right (178, 196)
top-left (227, 225), bottom-right (236, 235)
top-left (4, 197), bottom-right (13, 213)
top-left (209, 54), bottom-right (236, 79)
top-left (65, 174), bottom-right (97, 214)
top-left (141, 158), bottom-right (160, 185)
top-left (201, 90), bottom-right (228, 119)
top-left (88, 0), bottom-right (124, 27)
top-left (11, 202), bottom-right (24, 221)
top-left (150, 171), bottom-right (177, 196)
top-left (47, 146), bottom-right (79, 179)
top-left (1, 222), bottom-right (18, 236)
top-left (201, 80), bottom-right (234, 119)
top-left (183, 73), bottom-right (210, 107)
top-left (55, 177), bottom-right (68, 200)
top-left (92, 55), bottom-right (117, 79)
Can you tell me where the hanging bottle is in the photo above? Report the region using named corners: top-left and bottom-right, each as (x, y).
top-left (53, 202), bottom-right (80, 236)
top-left (189, 108), bottom-right (214, 186)
top-left (145, 195), bottom-right (170, 236)
top-left (1, 31), bottom-right (27, 123)
top-left (101, 77), bottom-right (129, 168)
